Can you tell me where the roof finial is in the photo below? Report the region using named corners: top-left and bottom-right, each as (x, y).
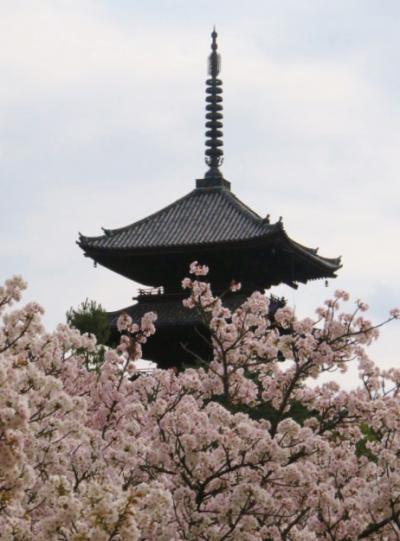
top-left (204, 28), bottom-right (224, 180)
top-left (196, 29), bottom-right (230, 189)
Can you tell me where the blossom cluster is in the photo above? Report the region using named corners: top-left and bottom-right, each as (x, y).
top-left (0, 270), bottom-right (400, 540)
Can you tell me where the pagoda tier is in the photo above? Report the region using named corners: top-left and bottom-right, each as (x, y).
top-left (78, 185), bottom-right (341, 292)
top-left (107, 291), bottom-right (286, 368)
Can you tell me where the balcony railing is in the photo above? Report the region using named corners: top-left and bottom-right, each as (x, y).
top-left (137, 286), bottom-right (165, 298)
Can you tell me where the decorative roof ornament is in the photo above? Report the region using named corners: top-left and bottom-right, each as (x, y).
top-left (197, 28), bottom-right (230, 189)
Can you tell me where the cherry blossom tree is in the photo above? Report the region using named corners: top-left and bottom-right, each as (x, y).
top-left (1, 267), bottom-right (400, 540)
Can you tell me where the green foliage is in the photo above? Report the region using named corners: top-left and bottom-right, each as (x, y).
top-left (225, 398), bottom-right (316, 427)
top-left (66, 298), bottom-right (110, 346)
top-left (66, 299), bottom-right (110, 371)
top-left (356, 423), bottom-right (379, 462)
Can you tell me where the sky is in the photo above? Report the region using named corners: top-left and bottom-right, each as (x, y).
top-left (1, 0), bottom-right (399, 385)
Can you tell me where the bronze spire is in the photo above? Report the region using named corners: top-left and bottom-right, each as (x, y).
top-left (201, 28), bottom-right (228, 187)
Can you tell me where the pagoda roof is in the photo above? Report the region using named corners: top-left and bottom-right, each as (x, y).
top-left (78, 185), bottom-right (341, 274)
top-left (80, 186), bottom-right (278, 251)
top-left (108, 292), bottom-right (286, 330)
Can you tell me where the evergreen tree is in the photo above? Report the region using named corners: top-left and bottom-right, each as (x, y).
top-left (66, 298), bottom-right (110, 345)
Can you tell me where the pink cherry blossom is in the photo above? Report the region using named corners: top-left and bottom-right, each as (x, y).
top-left (189, 260), bottom-right (210, 276)
top-left (1, 268), bottom-right (400, 540)
top-left (229, 280), bottom-right (242, 292)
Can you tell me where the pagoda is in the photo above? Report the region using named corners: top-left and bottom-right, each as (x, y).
top-left (78, 30), bottom-right (341, 367)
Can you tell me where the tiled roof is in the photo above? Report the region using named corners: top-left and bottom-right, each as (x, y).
top-left (108, 295), bottom-right (203, 329)
top-left (108, 293), bottom-right (286, 329)
top-left (79, 187), bottom-right (279, 251)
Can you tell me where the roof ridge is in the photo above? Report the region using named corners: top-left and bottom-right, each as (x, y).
top-left (221, 189), bottom-right (280, 232)
top-left (222, 190), bottom-right (263, 220)
top-left (81, 189), bottom-right (199, 242)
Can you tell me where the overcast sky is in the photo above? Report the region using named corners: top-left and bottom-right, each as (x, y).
top-left (1, 1), bottom-right (399, 384)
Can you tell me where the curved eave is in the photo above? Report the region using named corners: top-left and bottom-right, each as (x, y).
top-left (282, 233), bottom-right (342, 274)
top-left (78, 225), bottom-right (341, 278)
top-left (77, 226), bottom-right (281, 254)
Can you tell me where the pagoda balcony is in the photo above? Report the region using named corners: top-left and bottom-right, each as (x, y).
top-left (135, 286), bottom-right (165, 299)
